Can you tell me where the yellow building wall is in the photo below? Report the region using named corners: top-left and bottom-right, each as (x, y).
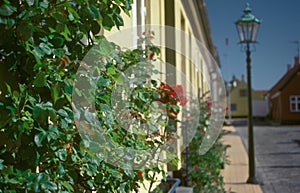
top-left (230, 80), bottom-right (248, 117)
top-left (229, 78), bottom-right (264, 117)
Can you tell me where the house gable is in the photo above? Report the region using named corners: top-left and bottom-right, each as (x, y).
top-left (280, 71), bottom-right (300, 121)
top-left (268, 57), bottom-right (300, 122)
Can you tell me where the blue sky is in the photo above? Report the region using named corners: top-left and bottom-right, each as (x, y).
top-left (205, 0), bottom-right (300, 90)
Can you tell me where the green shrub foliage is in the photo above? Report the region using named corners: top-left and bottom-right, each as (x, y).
top-left (186, 98), bottom-right (228, 193)
top-left (0, 1), bottom-right (155, 192)
top-left (0, 1), bottom-right (228, 192)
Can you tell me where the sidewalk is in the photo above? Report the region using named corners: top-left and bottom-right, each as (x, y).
top-left (222, 126), bottom-right (263, 193)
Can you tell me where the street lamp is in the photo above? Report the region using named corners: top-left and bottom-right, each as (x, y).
top-left (235, 3), bottom-right (261, 184)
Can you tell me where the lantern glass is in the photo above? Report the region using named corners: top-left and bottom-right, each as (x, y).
top-left (236, 21), bottom-right (260, 43)
top-left (235, 3), bottom-right (261, 44)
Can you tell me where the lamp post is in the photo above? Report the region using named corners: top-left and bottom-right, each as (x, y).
top-left (235, 3), bottom-right (261, 184)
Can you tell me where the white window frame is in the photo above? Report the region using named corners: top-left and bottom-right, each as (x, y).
top-left (131, 0), bottom-right (146, 48)
top-left (290, 95), bottom-right (300, 112)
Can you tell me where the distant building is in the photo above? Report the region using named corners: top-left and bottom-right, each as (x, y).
top-left (227, 75), bottom-right (268, 118)
top-left (268, 56), bottom-right (300, 124)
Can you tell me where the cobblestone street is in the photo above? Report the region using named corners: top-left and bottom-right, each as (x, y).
top-left (234, 120), bottom-right (300, 193)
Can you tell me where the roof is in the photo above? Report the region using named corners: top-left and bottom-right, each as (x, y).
top-left (255, 90), bottom-right (268, 95)
top-left (269, 64), bottom-right (300, 95)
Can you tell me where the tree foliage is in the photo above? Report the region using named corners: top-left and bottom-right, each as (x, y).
top-left (0, 0), bottom-right (160, 192)
top-left (0, 1), bottom-right (228, 192)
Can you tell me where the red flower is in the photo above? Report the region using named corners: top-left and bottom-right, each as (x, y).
top-left (170, 85), bottom-right (188, 106)
top-left (193, 165), bottom-right (199, 169)
top-left (137, 171), bottom-right (143, 178)
top-left (155, 83), bottom-right (188, 106)
top-left (154, 83), bottom-right (188, 119)
top-left (149, 52), bottom-right (155, 59)
top-left (207, 101), bottom-right (212, 109)
top-left (155, 83), bottom-right (177, 104)
top-left (185, 115), bottom-right (192, 120)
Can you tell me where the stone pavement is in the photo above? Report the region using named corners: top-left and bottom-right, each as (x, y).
top-left (221, 126), bottom-right (263, 193)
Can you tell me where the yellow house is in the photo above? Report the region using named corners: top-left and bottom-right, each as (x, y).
top-left (228, 75), bottom-right (267, 117)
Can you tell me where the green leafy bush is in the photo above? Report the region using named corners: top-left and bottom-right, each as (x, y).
top-left (0, 1), bottom-right (186, 192)
top-left (185, 97), bottom-right (228, 193)
top-left (0, 1), bottom-right (227, 192)
top-left (0, 0), bottom-right (162, 192)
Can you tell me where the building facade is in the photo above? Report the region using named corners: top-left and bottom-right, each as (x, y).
top-left (227, 75), bottom-right (268, 118)
top-left (269, 57), bottom-right (300, 124)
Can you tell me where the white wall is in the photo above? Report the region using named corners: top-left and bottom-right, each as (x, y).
top-left (253, 99), bottom-right (269, 117)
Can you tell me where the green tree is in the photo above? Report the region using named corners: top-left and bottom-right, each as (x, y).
top-left (0, 0), bottom-right (181, 192)
top-left (0, 0), bottom-right (154, 192)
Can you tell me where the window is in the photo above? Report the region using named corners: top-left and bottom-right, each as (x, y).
top-left (239, 89), bottom-right (248, 97)
top-left (290, 95), bottom-right (300, 112)
top-left (231, 104), bottom-right (237, 111)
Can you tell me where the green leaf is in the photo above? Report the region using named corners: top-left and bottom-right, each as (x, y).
top-left (33, 105), bottom-right (49, 123)
top-left (61, 181), bottom-right (74, 191)
top-left (48, 124), bottom-right (58, 140)
top-left (39, 1), bottom-right (49, 9)
top-left (57, 109), bottom-right (68, 117)
top-left (51, 86), bottom-right (60, 104)
top-left (5, 83), bottom-right (12, 94)
top-left (6, 178), bottom-right (19, 184)
top-left (56, 163), bottom-right (65, 175)
top-left (56, 24), bottom-right (72, 41)
top-left (0, 159), bottom-right (4, 170)
top-left (139, 92), bottom-right (149, 102)
top-left (34, 129), bottom-right (47, 147)
top-left (0, 4), bottom-right (17, 16)
top-left (52, 12), bottom-right (68, 23)
top-left (12, 91), bottom-right (19, 101)
top-left (56, 149), bottom-right (67, 161)
top-left (41, 181), bottom-right (57, 191)
top-left (32, 46), bottom-right (45, 59)
top-left (90, 20), bottom-right (101, 35)
top-left (6, 18), bottom-right (15, 28)
top-left (97, 77), bottom-right (110, 87)
top-left (125, 0), bottom-right (132, 10)
top-left (35, 151), bottom-right (40, 166)
top-left (64, 81), bottom-right (73, 95)
top-left (107, 67), bottom-right (116, 75)
top-left (26, 0), bottom-right (34, 6)
top-left (120, 182), bottom-right (127, 193)
top-left (102, 15), bottom-right (115, 30)
top-left (74, 88), bottom-right (82, 97)
top-left (0, 17), bottom-right (7, 24)
top-left (39, 43), bottom-right (52, 55)
top-left (100, 103), bottom-right (111, 112)
top-left (114, 13), bottom-right (124, 27)
top-left (90, 4), bottom-right (100, 18)
top-left (67, 6), bottom-right (80, 22)
top-left (33, 72), bottom-right (47, 87)
top-left (48, 108), bottom-right (57, 122)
